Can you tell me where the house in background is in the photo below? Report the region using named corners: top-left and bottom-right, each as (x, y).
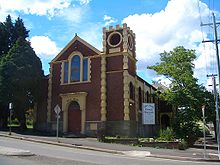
top-left (35, 24), bottom-right (174, 137)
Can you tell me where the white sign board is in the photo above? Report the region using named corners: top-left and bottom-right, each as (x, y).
top-left (142, 103), bottom-right (155, 125)
top-left (54, 104), bottom-right (61, 115)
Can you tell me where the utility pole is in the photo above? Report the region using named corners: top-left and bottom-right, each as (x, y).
top-left (202, 13), bottom-right (220, 159)
top-left (202, 13), bottom-right (220, 84)
top-left (210, 75), bottom-right (220, 159)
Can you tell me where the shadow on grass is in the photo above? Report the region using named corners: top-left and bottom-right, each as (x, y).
top-left (0, 126), bottom-right (55, 137)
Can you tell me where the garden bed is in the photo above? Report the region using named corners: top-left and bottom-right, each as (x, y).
top-left (104, 138), bottom-right (139, 145)
top-left (140, 141), bottom-right (180, 149)
top-left (103, 138), bottom-right (182, 149)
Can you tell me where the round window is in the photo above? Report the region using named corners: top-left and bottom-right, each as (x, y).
top-left (107, 32), bottom-right (122, 47)
top-left (128, 34), bottom-right (133, 50)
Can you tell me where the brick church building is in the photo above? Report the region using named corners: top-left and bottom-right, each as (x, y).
top-left (35, 24), bottom-right (173, 137)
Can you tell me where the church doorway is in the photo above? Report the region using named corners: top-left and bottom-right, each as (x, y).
top-left (161, 114), bottom-right (170, 129)
top-left (68, 101), bottom-right (81, 133)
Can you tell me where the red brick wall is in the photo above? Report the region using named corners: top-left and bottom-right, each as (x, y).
top-left (128, 57), bottom-right (136, 77)
top-left (57, 40), bottom-right (98, 61)
top-left (106, 72), bottom-right (124, 121)
top-left (51, 57), bottom-right (101, 122)
top-left (51, 63), bottom-right (62, 121)
top-left (106, 55), bottom-right (123, 72)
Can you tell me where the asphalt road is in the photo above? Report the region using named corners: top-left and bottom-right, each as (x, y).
top-left (0, 155), bottom-right (98, 165)
top-left (0, 136), bottom-right (218, 165)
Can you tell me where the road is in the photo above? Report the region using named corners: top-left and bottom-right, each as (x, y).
top-left (0, 136), bottom-right (218, 165)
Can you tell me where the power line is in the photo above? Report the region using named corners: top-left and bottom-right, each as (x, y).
top-left (197, 0), bottom-right (212, 76)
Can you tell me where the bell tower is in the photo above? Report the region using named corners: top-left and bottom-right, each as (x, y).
top-left (103, 23), bottom-right (136, 57)
top-left (101, 23), bottom-right (138, 137)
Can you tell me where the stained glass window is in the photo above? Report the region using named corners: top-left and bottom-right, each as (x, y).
top-left (64, 61), bottom-right (69, 83)
top-left (83, 58), bottom-right (88, 81)
top-left (71, 55), bottom-right (80, 82)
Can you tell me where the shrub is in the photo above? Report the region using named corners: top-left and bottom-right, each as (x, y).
top-left (173, 108), bottom-right (200, 146)
top-left (178, 139), bottom-right (188, 150)
top-left (157, 127), bottom-right (175, 141)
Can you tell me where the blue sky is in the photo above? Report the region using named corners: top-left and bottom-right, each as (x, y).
top-left (0, 0), bottom-right (220, 87)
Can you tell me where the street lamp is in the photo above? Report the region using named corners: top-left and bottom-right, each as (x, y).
top-left (9, 102), bottom-right (13, 135)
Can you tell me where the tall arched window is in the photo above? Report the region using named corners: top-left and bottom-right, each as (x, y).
top-left (83, 58), bottom-right (88, 81)
top-left (129, 82), bottom-right (134, 100)
top-left (71, 55), bottom-right (80, 82)
top-left (138, 87), bottom-right (142, 110)
top-left (146, 91), bottom-right (149, 103)
top-left (64, 61), bottom-right (69, 83)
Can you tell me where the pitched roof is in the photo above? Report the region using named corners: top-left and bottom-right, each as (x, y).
top-left (52, 35), bottom-right (101, 62)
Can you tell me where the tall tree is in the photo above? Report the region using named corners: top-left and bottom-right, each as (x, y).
top-left (0, 15), bottom-right (33, 129)
top-left (3, 15), bottom-right (14, 53)
top-left (148, 46), bottom-right (205, 145)
top-left (0, 38), bottom-right (43, 129)
top-left (14, 17), bottom-right (29, 42)
top-left (0, 58), bottom-right (16, 128)
top-left (0, 15), bottom-right (29, 57)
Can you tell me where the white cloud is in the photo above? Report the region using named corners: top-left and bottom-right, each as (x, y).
top-left (56, 6), bottom-right (86, 23)
top-left (0, 0), bottom-right (92, 21)
top-left (103, 15), bottom-right (117, 26)
top-left (80, 23), bottom-right (103, 50)
top-left (103, 15), bottom-right (111, 21)
top-left (0, 0), bottom-right (71, 18)
top-left (30, 36), bottom-right (60, 58)
top-left (122, 0), bottom-right (214, 86)
top-left (30, 36), bottom-right (61, 74)
top-left (153, 75), bottom-right (172, 86)
top-left (77, 0), bottom-right (91, 5)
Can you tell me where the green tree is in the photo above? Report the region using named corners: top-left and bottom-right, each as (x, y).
top-left (0, 56), bottom-right (16, 128)
top-left (14, 17), bottom-right (29, 42)
top-left (3, 15), bottom-right (14, 53)
top-left (148, 46), bottom-right (205, 145)
top-left (0, 15), bottom-right (14, 57)
top-left (0, 15), bottom-right (29, 57)
top-left (0, 38), bottom-right (43, 129)
top-left (0, 15), bottom-right (34, 129)
top-left (203, 90), bottom-right (218, 140)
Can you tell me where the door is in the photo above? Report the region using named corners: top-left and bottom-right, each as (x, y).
top-left (68, 101), bottom-right (81, 133)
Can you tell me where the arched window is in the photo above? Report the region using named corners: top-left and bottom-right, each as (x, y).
top-left (64, 61), bottom-right (69, 83)
top-left (62, 53), bottom-right (90, 84)
top-left (138, 87), bottom-right (142, 110)
top-left (146, 91), bottom-right (149, 103)
top-left (71, 55), bottom-right (80, 82)
top-left (129, 82), bottom-right (134, 100)
top-left (153, 95), bottom-right (155, 103)
top-left (83, 58), bottom-right (88, 81)
top-left (69, 101), bottom-right (80, 110)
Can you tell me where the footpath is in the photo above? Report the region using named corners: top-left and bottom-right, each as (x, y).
top-left (0, 131), bottom-right (219, 162)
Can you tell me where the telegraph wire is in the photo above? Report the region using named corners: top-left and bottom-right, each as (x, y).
top-left (197, 0), bottom-right (209, 77)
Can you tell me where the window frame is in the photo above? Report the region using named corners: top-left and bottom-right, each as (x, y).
top-left (61, 51), bottom-right (90, 84)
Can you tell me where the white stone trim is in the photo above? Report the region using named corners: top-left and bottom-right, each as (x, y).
top-left (60, 92), bottom-right (87, 134)
top-left (52, 35), bottom-right (101, 63)
top-left (107, 31), bottom-right (122, 48)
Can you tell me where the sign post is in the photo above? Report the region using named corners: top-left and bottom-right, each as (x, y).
top-left (54, 104), bottom-right (61, 142)
top-left (202, 105), bottom-right (206, 159)
top-left (9, 103), bottom-right (13, 135)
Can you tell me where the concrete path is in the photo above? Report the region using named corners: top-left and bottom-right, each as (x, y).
top-left (0, 146), bottom-right (33, 156)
